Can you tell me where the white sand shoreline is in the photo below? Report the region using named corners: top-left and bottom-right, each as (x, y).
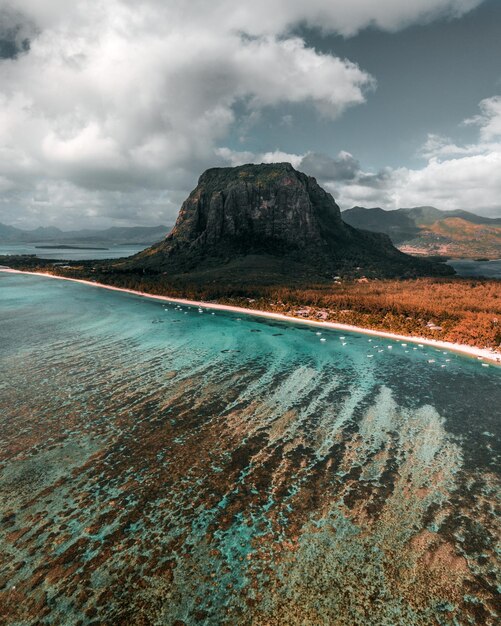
top-left (2, 268), bottom-right (501, 367)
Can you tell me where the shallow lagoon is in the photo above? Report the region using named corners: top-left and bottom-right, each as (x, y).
top-left (0, 272), bottom-right (499, 624)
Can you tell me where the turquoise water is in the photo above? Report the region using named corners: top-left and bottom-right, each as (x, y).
top-left (0, 272), bottom-right (499, 625)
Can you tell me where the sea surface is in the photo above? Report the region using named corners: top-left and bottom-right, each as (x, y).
top-left (0, 272), bottom-right (499, 625)
top-left (446, 258), bottom-right (501, 278)
top-left (0, 242), bottom-right (146, 261)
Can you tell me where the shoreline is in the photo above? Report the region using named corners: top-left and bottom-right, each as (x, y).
top-left (2, 268), bottom-right (501, 367)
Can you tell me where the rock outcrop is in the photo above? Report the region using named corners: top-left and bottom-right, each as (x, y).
top-left (128, 163), bottom-right (453, 281)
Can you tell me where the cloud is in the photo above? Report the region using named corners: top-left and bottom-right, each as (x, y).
top-left (388, 153), bottom-right (501, 215)
top-left (0, 0), bottom-right (488, 227)
top-left (217, 94), bottom-right (501, 217)
top-left (464, 95), bottom-right (501, 141)
top-left (294, 152), bottom-right (396, 209)
top-left (333, 96), bottom-right (501, 215)
top-left (0, 5), bottom-right (35, 59)
top-left (119, 0), bottom-right (483, 38)
top-left (387, 96), bottom-right (501, 215)
top-left (300, 151), bottom-right (361, 181)
top-left (0, 0), bottom-right (382, 226)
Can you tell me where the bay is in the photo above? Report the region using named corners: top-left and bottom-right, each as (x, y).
top-left (0, 272), bottom-right (499, 625)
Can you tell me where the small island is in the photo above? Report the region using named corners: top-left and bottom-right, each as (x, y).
top-left (35, 244), bottom-right (109, 250)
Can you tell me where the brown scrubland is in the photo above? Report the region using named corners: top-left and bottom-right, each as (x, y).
top-left (2, 256), bottom-right (500, 350)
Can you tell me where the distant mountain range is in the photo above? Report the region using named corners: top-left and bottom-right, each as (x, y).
top-left (341, 206), bottom-right (501, 259)
top-left (0, 223), bottom-right (172, 246)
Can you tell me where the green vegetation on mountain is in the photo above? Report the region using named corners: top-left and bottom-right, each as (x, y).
top-left (342, 206), bottom-right (501, 259)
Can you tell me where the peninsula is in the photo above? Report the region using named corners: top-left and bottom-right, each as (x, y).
top-left (1, 164), bottom-right (499, 354)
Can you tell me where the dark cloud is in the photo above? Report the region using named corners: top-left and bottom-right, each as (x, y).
top-left (299, 151), bottom-right (360, 181)
top-left (0, 7), bottom-right (33, 59)
top-left (0, 34), bottom-right (30, 59)
top-left (357, 170), bottom-right (393, 189)
top-left (298, 151), bottom-right (391, 189)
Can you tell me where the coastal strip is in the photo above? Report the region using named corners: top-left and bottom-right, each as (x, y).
top-left (2, 268), bottom-right (500, 366)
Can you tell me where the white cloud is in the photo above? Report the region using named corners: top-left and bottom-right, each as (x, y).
top-left (319, 97), bottom-right (501, 215)
top-left (464, 95), bottom-right (501, 141)
top-left (387, 96), bottom-right (501, 215)
top-left (0, 0), bottom-right (381, 226)
top-left (0, 0), bottom-right (488, 227)
top-left (122, 0), bottom-right (483, 38)
top-left (389, 153), bottom-right (501, 214)
top-left (217, 95), bottom-right (501, 217)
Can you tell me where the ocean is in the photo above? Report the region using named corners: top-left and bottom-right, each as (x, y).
top-left (446, 258), bottom-right (501, 278)
top-left (0, 243), bottom-right (147, 261)
top-left (0, 272), bottom-right (499, 624)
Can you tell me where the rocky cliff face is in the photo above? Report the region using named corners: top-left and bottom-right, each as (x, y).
top-left (130, 163), bottom-right (453, 280)
top-left (165, 163), bottom-right (343, 251)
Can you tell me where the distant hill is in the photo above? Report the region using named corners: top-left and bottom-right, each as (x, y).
top-left (0, 223), bottom-right (172, 245)
top-left (342, 206), bottom-right (501, 259)
top-left (117, 163), bottom-right (453, 283)
top-left (339, 207), bottom-right (420, 244)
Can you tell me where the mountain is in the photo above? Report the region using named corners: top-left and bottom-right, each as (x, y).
top-left (0, 223), bottom-right (172, 245)
top-left (342, 206), bottom-right (501, 258)
top-left (0, 222), bottom-right (22, 241)
top-left (339, 207), bottom-right (420, 244)
top-left (120, 163), bottom-right (453, 283)
top-left (398, 206), bottom-right (501, 226)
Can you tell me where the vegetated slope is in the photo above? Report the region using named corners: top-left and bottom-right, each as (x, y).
top-left (342, 206), bottom-right (501, 259)
top-left (340, 206), bottom-right (420, 243)
top-left (399, 218), bottom-right (501, 259)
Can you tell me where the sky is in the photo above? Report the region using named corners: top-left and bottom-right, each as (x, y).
top-left (0, 0), bottom-right (500, 229)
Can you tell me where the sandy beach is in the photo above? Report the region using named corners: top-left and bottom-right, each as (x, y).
top-left (2, 267), bottom-right (500, 366)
